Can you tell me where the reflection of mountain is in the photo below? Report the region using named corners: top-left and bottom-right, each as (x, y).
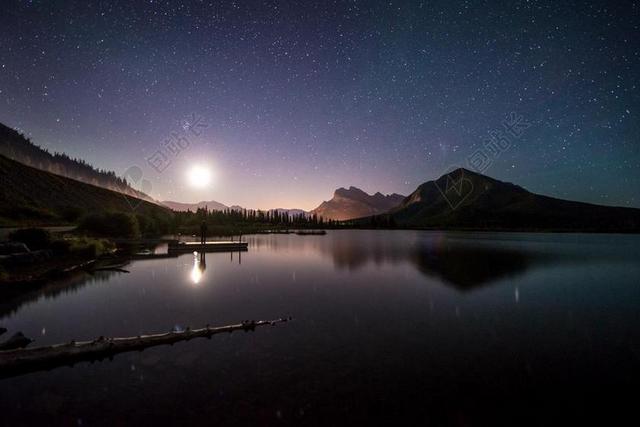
top-left (408, 245), bottom-right (540, 290)
top-left (316, 233), bottom-right (562, 290)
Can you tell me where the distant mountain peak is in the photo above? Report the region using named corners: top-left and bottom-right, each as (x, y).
top-left (335, 186), bottom-right (367, 196)
top-left (312, 187), bottom-right (406, 221)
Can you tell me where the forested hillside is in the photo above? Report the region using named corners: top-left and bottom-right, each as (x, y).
top-left (0, 122), bottom-right (152, 201)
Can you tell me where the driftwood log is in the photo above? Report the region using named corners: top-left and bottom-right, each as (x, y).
top-left (0, 318), bottom-right (291, 380)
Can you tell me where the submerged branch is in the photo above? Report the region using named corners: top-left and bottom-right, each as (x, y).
top-left (0, 317), bottom-right (292, 380)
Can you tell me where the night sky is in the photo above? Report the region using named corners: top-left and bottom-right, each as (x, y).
top-left (1, 0), bottom-right (638, 209)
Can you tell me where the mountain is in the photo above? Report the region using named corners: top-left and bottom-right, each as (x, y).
top-left (162, 200), bottom-right (228, 212)
top-left (0, 154), bottom-right (171, 226)
top-left (311, 187), bottom-right (405, 221)
top-left (389, 168), bottom-right (640, 232)
top-left (0, 122), bottom-right (155, 203)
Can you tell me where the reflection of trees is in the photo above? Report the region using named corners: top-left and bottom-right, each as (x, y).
top-left (0, 270), bottom-right (121, 319)
top-left (327, 237), bottom-right (406, 270)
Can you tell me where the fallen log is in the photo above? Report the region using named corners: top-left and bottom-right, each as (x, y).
top-left (0, 317), bottom-right (291, 380)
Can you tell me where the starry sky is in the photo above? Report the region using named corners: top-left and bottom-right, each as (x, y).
top-left (1, 0), bottom-right (639, 210)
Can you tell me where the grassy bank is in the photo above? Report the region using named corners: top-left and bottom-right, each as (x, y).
top-left (0, 228), bottom-right (115, 285)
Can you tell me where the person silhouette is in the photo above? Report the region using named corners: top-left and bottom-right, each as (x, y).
top-left (200, 221), bottom-right (207, 244)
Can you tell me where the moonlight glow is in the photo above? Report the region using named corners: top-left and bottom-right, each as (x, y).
top-left (187, 166), bottom-right (212, 188)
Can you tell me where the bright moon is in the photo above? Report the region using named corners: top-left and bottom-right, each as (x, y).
top-left (187, 165), bottom-right (212, 188)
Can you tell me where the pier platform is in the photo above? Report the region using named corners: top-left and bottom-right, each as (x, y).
top-left (167, 241), bottom-right (248, 253)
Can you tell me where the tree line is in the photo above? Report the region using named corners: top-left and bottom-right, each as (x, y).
top-left (173, 207), bottom-right (333, 229)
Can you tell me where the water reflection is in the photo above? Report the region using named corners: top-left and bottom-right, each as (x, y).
top-left (190, 252), bottom-right (207, 285)
top-left (0, 270), bottom-right (121, 320)
top-left (2, 231), bottom-right (639, 425)
top-left (310, 231), bottom-right (580, 290)
top-left (408, 244), bottom-right (540, 290)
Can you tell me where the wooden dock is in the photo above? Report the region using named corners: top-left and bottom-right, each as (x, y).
top-left (167, 241), bottom-right (248, 253)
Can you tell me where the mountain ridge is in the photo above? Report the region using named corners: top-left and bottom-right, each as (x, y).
top-left (310, 187), bottom-right (406, 221)
top-left (387, 168), bottom-right (640, 232)
top-left (0, 122), bottom-right (156, 203)
top-left (0, 154), bottom-right (171, 226)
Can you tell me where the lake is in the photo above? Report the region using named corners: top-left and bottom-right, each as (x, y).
top-left (1, 230), bottom-right (639, 425)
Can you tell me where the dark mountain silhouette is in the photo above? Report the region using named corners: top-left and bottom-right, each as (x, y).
top-left (389, 168), bottom-right (640, 232)
top-left (311, 187), bottom-right (405, 221)
top-left (0, 154), bottom-right (170, 226)
top-left (0, 122), bottom-right (154, 202)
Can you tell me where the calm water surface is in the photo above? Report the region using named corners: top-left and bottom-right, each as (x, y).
top-left (1, 230), bottom-right (639, 425)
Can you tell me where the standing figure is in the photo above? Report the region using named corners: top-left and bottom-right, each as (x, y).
top-left (200, 221), bottom-right (207, 244)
